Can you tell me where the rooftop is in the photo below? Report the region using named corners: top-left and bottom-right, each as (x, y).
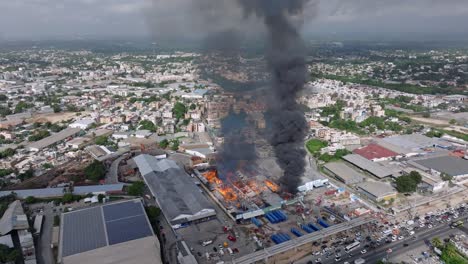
top-left (0, 200), bottom-right (29, 235)
top-left (353, 143), bottom-right (398, 160)
top-left (133, 155), bottom-right (215, 224)
top-left (59, 199), bottom-right (156, 262)
top-left (342, 154), bottom-right (394, 178)
top-left (357, 181), bottom-right (397, 198)
top-left (323, 162), bottom-right (364, 184)
top-left (414, 156), bottom-right (468, 177)
top-left (26, 127), bottom-right (81, 151)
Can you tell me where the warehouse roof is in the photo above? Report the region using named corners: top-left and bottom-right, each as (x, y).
top-left (343, 154), bottom-right (393, 178)
top-left (323, 162), bottom-right (364, 184)
top-left (134, 154), bottom-right (215, 224)
top-left (357, 181), bottom-right (397, 199)
top-left (382, 134), bottom-right (436, 152)
top-left (0, 184), bottom-right (124, 199)
top-left (26, 127), bottom-right (81, 151)
top-left (59, 199), bottom-right (154, 262)
top-left (414, 156), bottom-right (468, 177)
top-left (0, 200), bottom-right (28, 235)
top-left (353, 144), bottom-right (398, 160)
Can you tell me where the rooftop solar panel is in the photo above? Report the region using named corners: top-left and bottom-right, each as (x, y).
top-left (106, 215), bottom-right (153, 245)
top-left (103, 200), bottom-right (144, 221)
top-left (61, 207), bottom-right (107, 257)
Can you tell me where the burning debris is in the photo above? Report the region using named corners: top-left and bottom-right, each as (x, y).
top-left (265, 180), bottom-right (280, 193)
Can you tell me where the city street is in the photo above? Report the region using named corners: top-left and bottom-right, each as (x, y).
top-left (297, 214), bottom-right (468, 264)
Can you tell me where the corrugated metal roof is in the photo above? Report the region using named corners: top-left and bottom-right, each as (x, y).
top-left (324, 162), bottom-right (365, 184)
top-left (134, 154), bottom-right (215, 223)
top-left (0, 184), bottom-right (124, 199)
top-left (357, 181), bottom-right (396, 198)
top-left (26, 127), bottom-right (81, 151)
top-left (414, 156), bottom-right (468, 177)
top-left (343, 154), bottom-right (393, 178)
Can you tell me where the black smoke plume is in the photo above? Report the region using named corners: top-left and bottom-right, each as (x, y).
top-left (238, 0), bottom-right (310, 194)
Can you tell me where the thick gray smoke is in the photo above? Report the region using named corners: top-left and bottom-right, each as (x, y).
top-left (238, 0), bottom-right (310, 194)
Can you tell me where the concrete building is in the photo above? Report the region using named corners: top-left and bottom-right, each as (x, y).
top-left (356, 181), bottom-right (397, 202)
top-left (133, 154), bottom-right (216, 225)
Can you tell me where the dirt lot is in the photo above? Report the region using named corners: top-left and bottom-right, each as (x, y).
top-left (27, 111), bottom-right (89, 124)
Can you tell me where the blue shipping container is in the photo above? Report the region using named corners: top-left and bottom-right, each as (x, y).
top-left (301, 224), bottom-right (314, 233)
top-left (252, 217), bottom-right (262, 227)
top-left (318, 218), bottom-right (329, 228)
top-left (308, 223), bottom-right (320, 231)
top-left (291, 228), bottom-right (303, 237)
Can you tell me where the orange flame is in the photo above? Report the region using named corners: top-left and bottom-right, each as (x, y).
top-left (203, 171), bottom-right (222, 185)
top-left (218, 187), bottom-right (237, 201)
top-left (265, 180), bottom-right (280, 193)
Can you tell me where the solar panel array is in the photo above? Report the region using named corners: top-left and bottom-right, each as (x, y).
top-left (61, 200), bottom-right (154, 258)
top-left (103, 200), bottom-right (153, 245)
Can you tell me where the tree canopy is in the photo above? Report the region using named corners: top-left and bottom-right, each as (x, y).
top-left (172, 102), bottom-right (187, 119)
top-left (84, 160), bottom-right (106, 182)
top-left (395, 171), bottom-right (422, 193)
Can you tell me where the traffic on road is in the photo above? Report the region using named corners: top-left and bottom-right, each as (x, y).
top-left (301, 203), bottom-right (467, 264)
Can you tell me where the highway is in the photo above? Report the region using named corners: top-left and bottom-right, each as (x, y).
top-left (298, 214), bottom-right (468, 264)
top-left (231, 216), bottom-right (374, 264)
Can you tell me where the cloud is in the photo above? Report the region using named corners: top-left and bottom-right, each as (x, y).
top-left (1, 0), bottom-right (468, 40)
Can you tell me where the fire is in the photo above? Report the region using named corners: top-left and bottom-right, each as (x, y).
top-left (218, 187), bottom-right (237, 201)
top-left (265, 180), bottom-right (280, 193)
top-left (203, 170), bottom-right (222, 185)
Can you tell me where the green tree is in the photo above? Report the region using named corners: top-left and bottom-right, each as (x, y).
top-left (95, 135), bottom-right (110, 146)
top-left (0, 94), bottom-right (7, 101)
top-left (18, 169), bottom-right (34, 181)
top-left (42, 163), bottom-right (53, 169)
top-left (98, 194), bottom-right (105, 203)
top-left (52, 104), bottom-right (61, 113)
top-left (432, 237), bottom-right (443, 249)
top-left (159, 139), bottom-right (169, 149)
top-left (0, 244), bottom-right (20, 263)
top-left (395, 171), bottom-right (422, 193)
top-left (0, 148), bottom-right (15, 159)
top-left (0, 106), bottom-right (12, 117)
top-left (14, 101), bottom-right (32, 113)
top-left (28, 130), bottom-right (50, 142)
top-left (449, 119), bottom-right (457, 125)
top-left (62, 193), bottom-right (74, 203)
top-left (190, 103), bottom-right (197, 110)
top-left (171, 139), bottom-right (180, 151)
top-left (25, 196), bottom-right (37, 204)
top-left (172, 102), bottom-right (187, 119)
top-left (138, 120), bottom-right (157, 132)
top-left (128, 181), bottom-right (145, 196)
top-left (84, 160), bottom-right (106, 182)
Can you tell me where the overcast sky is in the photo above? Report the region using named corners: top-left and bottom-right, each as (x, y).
top-left (1, 0), bottom-right (468, 41)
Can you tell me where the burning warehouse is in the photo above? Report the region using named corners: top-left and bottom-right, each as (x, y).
top-left (194, 168), bottom-right (286, 214)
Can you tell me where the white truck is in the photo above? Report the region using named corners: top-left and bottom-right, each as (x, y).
top-left (202, 240), bottom-right (213, 246)
top-left (354, 258), bottom-right (366, 264)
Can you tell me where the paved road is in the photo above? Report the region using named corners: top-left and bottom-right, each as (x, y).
top-left (232, 217), bottom-right (374, 264)
top-left (37, 204), bottom-right (54, 264)
top-left (298, 214), bottom-right (468, 264)
top-left (105, 156), bottom-right (124, 184)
